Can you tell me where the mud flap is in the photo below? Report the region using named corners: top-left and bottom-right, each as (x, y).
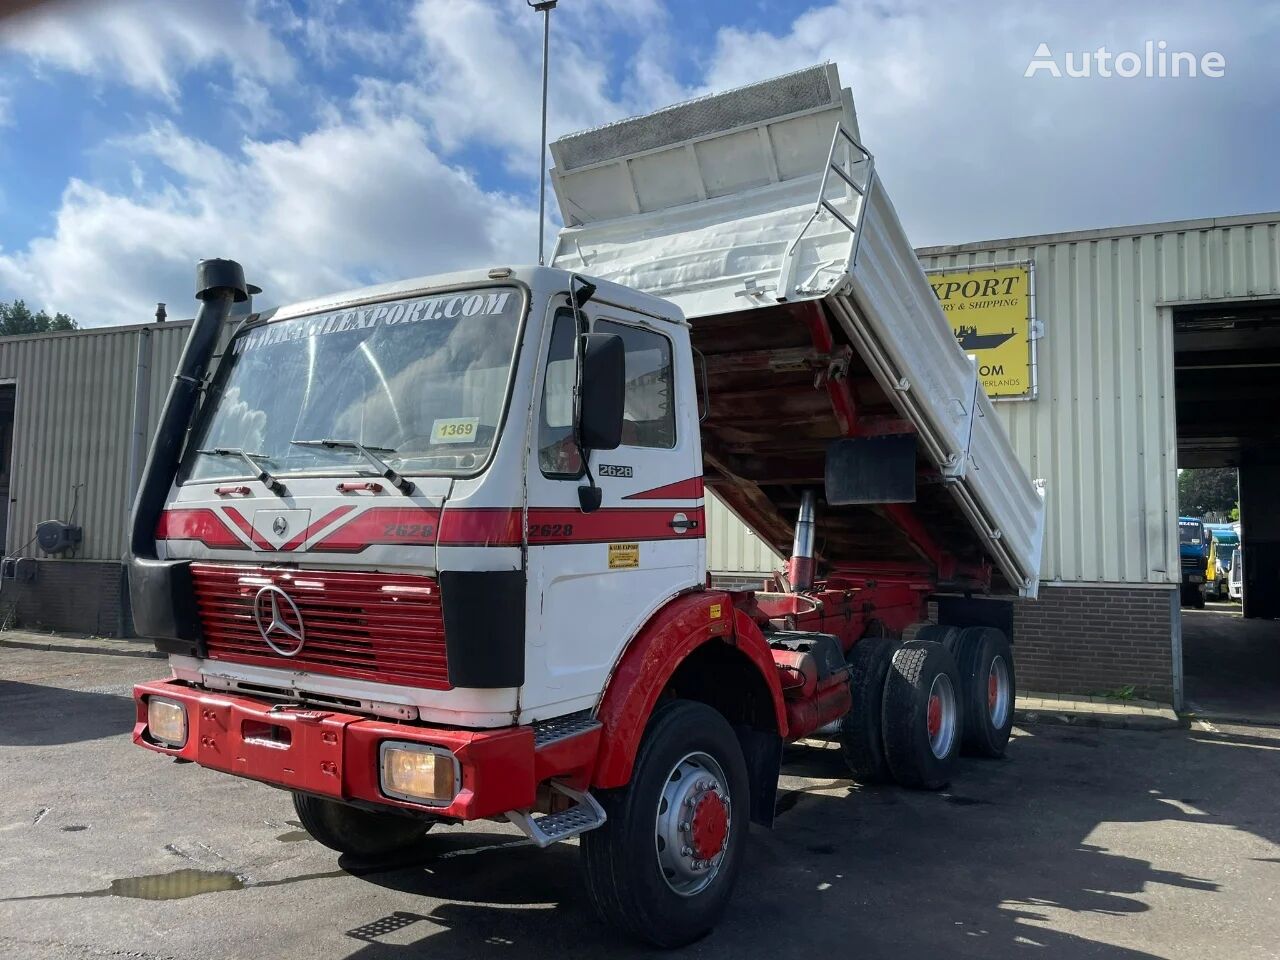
top-left (735, 725), bottom-right (783, 828)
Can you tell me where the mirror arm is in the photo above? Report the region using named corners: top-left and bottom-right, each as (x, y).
top-left (569, 275), bottom-right (603, 513)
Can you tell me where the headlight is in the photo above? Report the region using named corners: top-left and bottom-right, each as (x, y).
top-left (147, 697), bottom-right (188, 747)
top-left (379, 742), bottom-right (458, 805)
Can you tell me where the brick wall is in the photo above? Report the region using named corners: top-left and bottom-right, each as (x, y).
top-left (1011, 585), bottom-right (1175, 703)
top-left (1, 559), bottom-right (131, 637)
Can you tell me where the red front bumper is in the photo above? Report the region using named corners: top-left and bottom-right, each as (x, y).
top-left (133, 679), bottom-right (554, 820)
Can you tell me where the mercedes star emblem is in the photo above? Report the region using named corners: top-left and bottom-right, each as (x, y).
top-left (253, 585), bottom-right (306, 657)
top-left (272, 516), bottom-right (289, 537)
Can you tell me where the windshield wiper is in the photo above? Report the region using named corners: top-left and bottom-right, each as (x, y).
top-left (290, 438), bottom-right (415, 495)
top-left (196, 447), bottom-right (287, 496)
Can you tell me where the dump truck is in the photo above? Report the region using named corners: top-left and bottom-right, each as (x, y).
top-left (129, 64), bottom-right (1044, 947)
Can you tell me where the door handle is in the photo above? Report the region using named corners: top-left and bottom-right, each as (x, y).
top-left (669, 514), bottom-right (699, 532)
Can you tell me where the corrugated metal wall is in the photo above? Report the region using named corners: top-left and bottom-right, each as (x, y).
top-left (0, 321), bottom-right (194, 562)
top-left (706, 492), bottom-right (780, 575)
top-left (919, 213), bottom-right (1280, 586)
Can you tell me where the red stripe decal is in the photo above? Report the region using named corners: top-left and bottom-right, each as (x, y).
top-left (155, 508), bottom-right (248, 550)
top-left (438, 508), bottom-right (523, 547)
top-left (623, 477), bottom-right (705, 500)
top-left (223, 507), bottom-right (274, 551)
top-left (312, 506), bottom-right (441, 553)
top-left (526, 506), bottom-right (704, 544)
top-left (280, 505), bottom-right (358, 552)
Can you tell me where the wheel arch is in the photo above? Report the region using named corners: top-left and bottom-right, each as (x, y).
top-left (591, 593), bottom-right (787, 800)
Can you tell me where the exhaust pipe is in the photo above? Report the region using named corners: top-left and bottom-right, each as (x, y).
top-left (128, 259), bottom-right (249, 652)
top-left (129, 259), bottom-right (249, 558)
top-left (787, 490), bottom-right (817, 592)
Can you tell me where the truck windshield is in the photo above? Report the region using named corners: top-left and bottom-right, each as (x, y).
top-left (185, 286), bottom-right (524, 481)
top-left (1179, 521), bottom-right (1203, 546)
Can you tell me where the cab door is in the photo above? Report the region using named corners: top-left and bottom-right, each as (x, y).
top-left (520, 297), bottom-right (705, 720)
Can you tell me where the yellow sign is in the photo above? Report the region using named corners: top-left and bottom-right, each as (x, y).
top-left (608, 543), bottom-right (640, 569)
top-left (926, 263), bottom-right (1034, 399)
top-left (709, 603), bottom-right (722, 619)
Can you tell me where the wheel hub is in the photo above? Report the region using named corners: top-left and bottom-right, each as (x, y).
top-left (689, 790), bottom-right (729, 861)
top-left (926, 673), bottom-right (957, 759)
top-left (988, 656), bottom-right (1011, 727)
top-left (655, 752), bottom-right (732, 896)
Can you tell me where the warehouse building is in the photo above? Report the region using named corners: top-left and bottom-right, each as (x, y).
top-left (5, 210), bottom-right (1278, 708)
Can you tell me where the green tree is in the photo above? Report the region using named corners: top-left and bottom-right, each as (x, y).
top-left (0, 299), bottom-right (78, 337)
top-left (1178, 467), bottom-right (1238, 519)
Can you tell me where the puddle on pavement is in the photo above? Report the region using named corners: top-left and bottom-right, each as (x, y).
top-left (61, 825), bottom-right (88, 832)
top-left (275, 830), bottom-right (311, 842)
top-left (108, 869), bottom-right (246, 900)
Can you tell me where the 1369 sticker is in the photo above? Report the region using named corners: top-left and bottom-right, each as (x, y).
top-left (598, 464), bottom-right (633, 478)
top-left (431, 417), bottom-right (479, 444)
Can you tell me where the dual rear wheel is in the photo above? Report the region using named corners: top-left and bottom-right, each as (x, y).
top-left (842, 626), bottom-right (1015, 789)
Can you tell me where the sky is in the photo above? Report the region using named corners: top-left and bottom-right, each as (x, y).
top-left (0, 0), bottom-right (1276, 328)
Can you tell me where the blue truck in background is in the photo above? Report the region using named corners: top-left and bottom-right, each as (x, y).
top-left (1179, 516), bottom-right (1207, 608)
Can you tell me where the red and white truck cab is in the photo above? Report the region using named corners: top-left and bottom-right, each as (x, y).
top-left (130, 65), bottom-right (1045, 947)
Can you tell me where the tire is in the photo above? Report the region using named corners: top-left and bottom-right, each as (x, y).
top-left (914, 623), bottom-right (961, 655)
top-left (881, 640), bottom-right (963, 790)
top-left (581, 700), bottom-right (749, 948)
top-left (291, 792), bottom-right (433, 858)
top-left (839, 635), bottom-right (898, 783)
top-left (952, 626), bottom-right (1016, 758)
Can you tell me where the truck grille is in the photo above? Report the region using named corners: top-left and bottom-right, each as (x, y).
top-left (1181, 556), bottom-right (1204, 570)
top-left (191, 563), bottom-right (450, 690)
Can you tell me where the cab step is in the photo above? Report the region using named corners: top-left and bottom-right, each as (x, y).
top-left (506, 782), bottom-right (607, 847)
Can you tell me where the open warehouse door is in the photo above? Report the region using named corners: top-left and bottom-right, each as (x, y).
top-left (1175, 299), bottom-right (1280, 722)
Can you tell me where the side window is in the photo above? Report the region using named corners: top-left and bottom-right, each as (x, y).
top-left (538, 310), bottom-right (583, 477)
top-left (598, 320), bottom-right (676, 449)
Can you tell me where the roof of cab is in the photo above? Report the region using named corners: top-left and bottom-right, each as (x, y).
top-left (264, 265), bottom-right (684, 326)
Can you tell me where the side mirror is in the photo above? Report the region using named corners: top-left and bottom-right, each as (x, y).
top-left (576, 332), bottom-right (625, 451)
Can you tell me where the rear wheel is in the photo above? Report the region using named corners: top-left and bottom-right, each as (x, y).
top-left (839, 635), bottom-right (898, 783)
top-left (291, 792), bottom-right (433, 859)
top-left (881, 640), bottom-right (963, 790)
top-left (908, 622), bottom-right (960, 654)
top-left (952, 626), bottom-right (1016, 757)
top-left (581, 700), bottom-right (749, 948)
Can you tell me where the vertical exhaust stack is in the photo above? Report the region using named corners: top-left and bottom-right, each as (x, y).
top-left (128, 259), bottom-right (249, 653)
top-left (129, 258), bottom-right (249, 558)
top-left (787, 490), bottom-right (817, 592)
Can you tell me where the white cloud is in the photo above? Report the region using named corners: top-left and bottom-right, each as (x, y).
top-left (406, 0), bottom-right (652, 163)
top-left (0, 114), bottom-right (539, 327)
top-left (0, 0), bottom-right (295, 102)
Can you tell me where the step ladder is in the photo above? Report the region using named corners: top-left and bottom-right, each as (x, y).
top-left (506, 781), bottom-right (607, 847)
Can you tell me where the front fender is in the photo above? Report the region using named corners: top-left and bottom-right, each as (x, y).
top-left (591, 591), bottom-right (787, 789)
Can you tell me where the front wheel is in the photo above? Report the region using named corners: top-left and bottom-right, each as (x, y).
top-left (291, 792), bottom-right (434, 859)
top-left (581, 700), bottom-right (749, 948)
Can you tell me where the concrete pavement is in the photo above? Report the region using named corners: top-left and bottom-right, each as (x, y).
top-left (1182, 604), bottom-right (1280, 725)
top-left (2, 647), bottom-right (1279, 960)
